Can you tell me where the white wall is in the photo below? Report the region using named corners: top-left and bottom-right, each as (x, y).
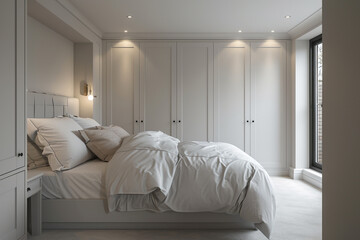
top-left (74, 43), bottom-right (93, 118)
top-left (294, 40), bottom-right (310, 169)
top-left (323, 0), bottom-right (360, 239)
top-left (31, 0), bottom-right (103, 123)
top-left (27, 16), bottom-right (74, 97)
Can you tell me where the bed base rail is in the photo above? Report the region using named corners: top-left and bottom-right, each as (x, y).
top-left (42, 199), bottom-right (256, 230)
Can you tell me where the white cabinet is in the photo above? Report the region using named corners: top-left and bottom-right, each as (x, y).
top-left (0, 0), bottom-right (26, 239)
top-left (176, 42), bottom-right (214, 141)
top-left (250, 41), bottom-right (287, 172)
top-left (214, 40), bottom-right (287, 173)
top-left (105, 40), bottom-right (288, 174)
top-left (106, 41), bottom-right (140, 134)
top-left (108, 41), bottom-right (213, 140)
top-left (0, 172), bottom-right (25, 240)
top-left (0, 0), bottom-right (25, 176)
top-left (214, 41), bottom-right (250, 151)
top-left (140, 42), bottom-right (176, 136)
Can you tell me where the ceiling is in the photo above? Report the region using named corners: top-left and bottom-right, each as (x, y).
top-left (28, 0), bottom-right (91, 42)
top-left (64, 0), bottom-right (321, 34)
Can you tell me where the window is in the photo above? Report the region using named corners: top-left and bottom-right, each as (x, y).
top-left (310, 35), bottom-right (323, 171)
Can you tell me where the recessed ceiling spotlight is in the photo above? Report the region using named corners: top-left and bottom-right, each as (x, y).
top-left (127, 15), bottom-right (132, 19)
top-left (238, 30), bottom-right (242, 33)
top-left (124, 30), bottom-right (128, 33)
top-left (271, 30), bottom-right (275, 33)
top-left (285, 15), bottom-right (291, 19)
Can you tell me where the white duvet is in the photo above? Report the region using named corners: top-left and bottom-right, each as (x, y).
top-left (106, 131), bottom-right (276, 238)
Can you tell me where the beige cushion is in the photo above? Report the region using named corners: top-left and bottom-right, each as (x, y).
top-left (70, 116), bottom-right (100, 129)
top-left (28, 117), bottom-right (95, 171)
top-left (98, 125), bottom-right (130, 138)
top-left (27, 119), bottom-right (38, 142)
top-left (79, 125), bottom-right (130, 162)
top-left (80, 129), bottom-right (122, 162)
top-left (27, 137), bottom-right (48, 170)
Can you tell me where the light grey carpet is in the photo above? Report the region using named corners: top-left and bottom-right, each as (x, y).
top-left (270, 177), bottom-right (322, 240)
top-left (29, 177), bottom-right (322, 240)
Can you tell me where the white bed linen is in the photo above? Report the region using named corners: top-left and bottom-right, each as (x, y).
top-left (106, 131), bottom-right (275, 238)
top-left (29, 159), bottom-right (107, 199)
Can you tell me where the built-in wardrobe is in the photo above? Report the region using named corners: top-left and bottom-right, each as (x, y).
top-left (105, 40), bottom-right (288, 174)
top-left (0, 0), bottom-right (26, 239)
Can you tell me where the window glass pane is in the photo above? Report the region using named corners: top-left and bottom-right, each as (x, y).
top-left (310, 35), bottom-right (322, 171)
top-left (316, 43), bottom-right (323, 165)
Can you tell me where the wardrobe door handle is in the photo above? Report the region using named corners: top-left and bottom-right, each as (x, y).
top-left (27, 187), bottom-right (31, 192)
top-left (141, 120), bottom-right (144, 123)
top-left (246, 120), bottom-right (249, 123)
top-left (178, 120), bottom-right (181, 123)
top-left (173, 120), bottom-right (176, 123)
top-left (252, 120), bottom-right (255, 123)
top-left (18, 153), bottom-right (23, 157)
top-left (135, 120), bottom-right (138, 123)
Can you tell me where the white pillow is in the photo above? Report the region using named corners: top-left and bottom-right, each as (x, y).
top-left (27, 137), bottom-right (48, 170)
top-left (70, 116), bottom-right (100, 129)
top-left (28, 117), bottom-right (95, 171)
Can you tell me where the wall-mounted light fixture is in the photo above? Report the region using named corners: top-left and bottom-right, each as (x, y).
top-left (87, 87), bottom-right (94, 101)
top-left (81, 83), bottom-right (94, 101)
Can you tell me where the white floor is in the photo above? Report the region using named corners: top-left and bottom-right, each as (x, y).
top-left (28, 177), bottom-right (322, 240)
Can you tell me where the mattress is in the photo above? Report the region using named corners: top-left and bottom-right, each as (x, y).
top-left (29, 159), bottom-right (107, 199)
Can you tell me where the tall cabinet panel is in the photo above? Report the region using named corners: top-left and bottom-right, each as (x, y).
top-left (0, 0), bottom-right (25, 175)
top-left (214, 41), bottom-right (250, 152)
top-left (250, 41), bottom-right (287, 171)
top-left (0, 0), bottom-right (26, 239)
top-left (0, 172), bottom-right (25, 240)
top-left (106, 41), bottom-right (140, 134)
top-left (177, 42), bottom-right (213, 141)
top-left (140, 42), bottom-right (176, 136)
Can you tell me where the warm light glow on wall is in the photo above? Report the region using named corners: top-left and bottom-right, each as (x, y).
top-left (87, 86), bottom-right (94, 101)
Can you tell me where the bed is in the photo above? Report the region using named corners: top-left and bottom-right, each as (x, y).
top-left (26, 92), bottom-right (276, 239)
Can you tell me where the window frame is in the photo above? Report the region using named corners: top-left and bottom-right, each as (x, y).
top-left (309, 34), bottom-right (323, 172)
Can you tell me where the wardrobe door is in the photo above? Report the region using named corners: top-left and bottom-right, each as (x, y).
top-left (214, 41), bottom-right (250, 152)
top-left (0, 2), bottom-right (26, 238)
top-left (140, 42), bottom-right (176, 136)
top-left (0, 171), bottom-right (25, 240)
top-left (250, 41), bottom-right (287, 172)
top-left (0, 0), bottom-right (25, 175)
top-left (177, 42), bottom-right (213, 141)
top-left (106, 41), bottom-right (140, 134)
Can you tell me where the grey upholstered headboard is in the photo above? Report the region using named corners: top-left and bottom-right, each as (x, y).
top-left (27, 91), bottom-right (79, 118)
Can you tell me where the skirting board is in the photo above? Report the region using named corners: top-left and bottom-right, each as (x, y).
top-left (266, 168), bottom-right (289, 176)
top-left (302, 169), bottom-right (322, 189)
top-left (289, 168), bottom-right (322, 189)
top-left (289, 167), bottom-right (303, 180)
top-left (42, 199), bottom-right (256, 229)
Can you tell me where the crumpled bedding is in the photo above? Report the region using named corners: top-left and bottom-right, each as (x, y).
top-left (106, 131), bottom-right (276, 238)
